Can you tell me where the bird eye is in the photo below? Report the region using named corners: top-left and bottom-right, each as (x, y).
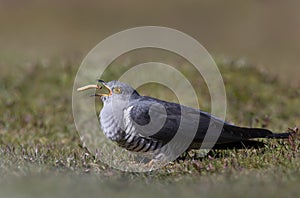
top-left (113, 87), bottom-right (122, 94)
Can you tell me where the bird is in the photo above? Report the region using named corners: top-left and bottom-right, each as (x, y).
top-left (77, 80), bottom-right (293, 159)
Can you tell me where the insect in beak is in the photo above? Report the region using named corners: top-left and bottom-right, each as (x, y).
top-left (77, 80), bottom-right (112, 97)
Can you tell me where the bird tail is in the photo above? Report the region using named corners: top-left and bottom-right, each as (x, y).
top-left (224, 125), bottom-right (293, 140)
top-left (211, 126), bottom-right (294, 150)
top-left (266, 132), bottom-right (293, 139)
top-left (212, 140), bottom-right (266, 149)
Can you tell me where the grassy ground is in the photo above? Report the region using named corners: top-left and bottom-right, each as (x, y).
top-left (0, 58), bottom-right (300, 198)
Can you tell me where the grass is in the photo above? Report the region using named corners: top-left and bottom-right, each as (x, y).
top-left (0, 57), bottom-right (300, 198)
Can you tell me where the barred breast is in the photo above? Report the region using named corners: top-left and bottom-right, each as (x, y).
top-left (100, 105), bottom-right (164, 153)
top-left (100, 111), bottom-right (125, 142)
top-left (117, 132), bottom-right (164, 152)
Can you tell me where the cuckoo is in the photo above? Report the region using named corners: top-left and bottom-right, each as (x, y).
top-left (77, 80), bottom-right (293, 155)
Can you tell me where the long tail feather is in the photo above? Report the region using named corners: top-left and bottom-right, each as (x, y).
top-left (224, 125), bottom-right (293, 140)
top-left (212, 140), bottom-right (266, 149)
top-left (266, 132), bottom-right (293, 139)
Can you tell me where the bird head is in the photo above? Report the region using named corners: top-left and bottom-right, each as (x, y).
top-left (77, 80), bottom-right (139, 103)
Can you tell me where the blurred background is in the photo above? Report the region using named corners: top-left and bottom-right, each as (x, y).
top-left (1, 0), bottom-right (299, 86)
top-left (1, 1), bottom-right (300, 197)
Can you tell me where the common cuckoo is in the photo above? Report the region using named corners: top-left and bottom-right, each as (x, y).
top-left (77, 80), bottom-right (292, 154)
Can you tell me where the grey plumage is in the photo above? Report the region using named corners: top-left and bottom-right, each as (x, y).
top-left (78, 80), bottom-right (292, 154)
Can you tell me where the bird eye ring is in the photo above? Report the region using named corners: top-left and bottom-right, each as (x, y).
top-left (113, 87), bottom-right (122, 94)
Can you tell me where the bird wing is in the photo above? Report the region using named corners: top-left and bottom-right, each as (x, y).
top-left (125, 96), bottom-right (285, 150)
top-left (126, 96), bottom-right (225, 144)
top-left (126, 96), bottom-right (177, 142)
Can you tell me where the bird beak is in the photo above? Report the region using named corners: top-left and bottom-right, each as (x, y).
top-left (98, 83), bottom-right (113, 97)
top-left (77, 82), bottom-right (112, 97)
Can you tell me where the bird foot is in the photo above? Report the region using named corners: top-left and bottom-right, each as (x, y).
top-left (144, 159), bottom-right (155, 171)
top-left (288, 127), bottom-right (298, 135)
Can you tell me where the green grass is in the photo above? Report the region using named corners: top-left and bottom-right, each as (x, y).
top-left (0, 58), bottom-right (300, 198)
